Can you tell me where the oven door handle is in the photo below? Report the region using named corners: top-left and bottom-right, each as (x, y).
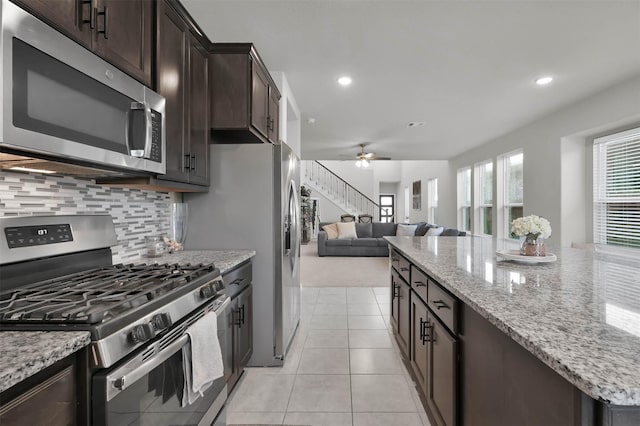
top-left (106, 334), bottom-right (189, 401)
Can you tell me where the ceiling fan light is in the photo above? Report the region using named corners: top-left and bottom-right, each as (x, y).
top-left (355, 160), bottom-right (362, 168)
top-left (362, 159), bottom-right (370, 168)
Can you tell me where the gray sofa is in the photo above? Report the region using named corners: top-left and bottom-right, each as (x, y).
top-left (317, 221), bottom-right (466, 257)
top-left (318, 222), bottom-right (396, 257)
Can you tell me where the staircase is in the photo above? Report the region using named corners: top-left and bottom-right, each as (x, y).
top-left (301, 160), bottom-right (380, 220)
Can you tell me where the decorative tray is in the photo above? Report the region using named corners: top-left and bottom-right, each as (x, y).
top-left (496, 250), bottom-right (557, 263)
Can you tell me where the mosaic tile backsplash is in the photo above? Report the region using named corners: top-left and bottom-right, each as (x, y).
top-left (0, 171), bottom-right (175, 263)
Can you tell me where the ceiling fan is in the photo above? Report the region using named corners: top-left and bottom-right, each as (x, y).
top-left (354, 144), bottom-right (391, 167)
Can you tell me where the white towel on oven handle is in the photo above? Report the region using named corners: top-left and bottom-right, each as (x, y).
top-left (181, 311), bottom-right (224, 407)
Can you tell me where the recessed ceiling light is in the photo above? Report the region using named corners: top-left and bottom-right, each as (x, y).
top-left (307, 117), bottom-right (316, 124)
top-left (337, 76), bottom-right (352, 86)
top-left (408, 122), bottom-right (425, 127)
top-left (535, 76), bottom-right (553, 86)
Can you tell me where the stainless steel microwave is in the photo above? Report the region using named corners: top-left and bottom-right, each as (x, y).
top-left (0, 0), bottom-right (165, 177)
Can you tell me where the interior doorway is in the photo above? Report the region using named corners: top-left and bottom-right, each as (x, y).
top-left (379, 194), bottom-right (395, 223)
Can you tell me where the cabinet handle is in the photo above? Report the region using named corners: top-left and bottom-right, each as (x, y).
top-left (234, 307), bottom-right (242, 326)
top-left (240, 304), bottom-right (245, 326)
top-left (424, 321), bottom-right (433, 344)
top-left (392, 283), bottom-right (399, 298)
top-left (96, 6), bottom-right (108, 39)
top-left (413, 281), bottom-right (426, 287)
top-left (431, 299), bottom-right (450, 310)
top-left (399, 267), bottom-right (409, 272)
top-left (184, 154), bottom-right (191, 171)
top-left (420, 319), bottom-right (433, 344)
top-left (81, 0), bottom-right (95, 29)
top-left (190, 154), bottom-right (196, 171)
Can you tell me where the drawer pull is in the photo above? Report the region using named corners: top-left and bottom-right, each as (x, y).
top-left (392, 283), bottom-right (400, 298)
top-left (431, 299), bottom-right (450, 310)
top-left (413, 280), bottom-right (426, 287)
top-left (400, 267), bottom-right (409, 272)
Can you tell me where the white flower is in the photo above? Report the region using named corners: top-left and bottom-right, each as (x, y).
top-left (510, 215), bottom-right (552, 239)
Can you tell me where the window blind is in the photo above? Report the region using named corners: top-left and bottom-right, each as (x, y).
top-left (594, 128), bottom-right (640, 250)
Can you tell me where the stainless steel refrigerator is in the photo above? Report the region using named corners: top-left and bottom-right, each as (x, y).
top-left (184, 142), bottom-right (301, 366)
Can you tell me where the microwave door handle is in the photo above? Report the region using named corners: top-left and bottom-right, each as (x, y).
top-left (106, 334), bottom-right (190, 401)
top-left (128, 102), bottom-right (146, 158)
top-left (144, 102), bottom-right (153, 158)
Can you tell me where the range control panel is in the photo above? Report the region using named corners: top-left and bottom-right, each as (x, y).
top-left (4, 224), bottom-right (73, 248)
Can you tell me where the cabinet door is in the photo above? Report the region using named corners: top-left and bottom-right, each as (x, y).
top-left (251, 63), bottom-right (270, 139)
top-left (390, 269), bottom-right (400, 332)
top-left (235, 285), bottom-right (253, 370)
top-left (156, 2), bottom-right (188, 183)
top-left (397, 277), bottom-right (411, 358)
top-left (13, 0), bottom-right (92, 48)
top-left (94, 0), bottom-right (152, 86)
top-left (0, 363), bottom-right (76, 426)
top-left (428, 314), bottom-right (457, 426)
top-left (411, 295), bottom-right (429, 394)
top-left (187, 36), bottom-right (209, 186)
top-left (267, 88), bottom-right (280, 143)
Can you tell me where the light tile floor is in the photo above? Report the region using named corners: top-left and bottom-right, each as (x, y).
top-left (226, 286), bottom-right (431, 426)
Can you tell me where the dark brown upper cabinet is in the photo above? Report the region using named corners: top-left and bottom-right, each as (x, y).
top-left (12, 0), bottom-right (153, 87)
top-left (210, 43), bottom-right (281, 144)
top-left (155, 0), bottom-right (209, 187)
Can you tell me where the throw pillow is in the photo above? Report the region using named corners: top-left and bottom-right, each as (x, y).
top-left (396, 224), bottom-right (418, 236)
top-left (337, 221), bottom-right (358, 239)
top-left (426, 226), bottom-right (444, 236)
top-left (322, 223), bottom-right (339, 239)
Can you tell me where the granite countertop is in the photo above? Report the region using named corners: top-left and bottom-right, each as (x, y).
top-left (138, 249), bottom-right (255, 274)
top-left (384, 236), bottom-right (640, 406)
top-left (0, 331), bottom-right (91, 393)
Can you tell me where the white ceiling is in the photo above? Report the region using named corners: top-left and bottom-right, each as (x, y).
top-left (182, 0), bottom-right (640, 160)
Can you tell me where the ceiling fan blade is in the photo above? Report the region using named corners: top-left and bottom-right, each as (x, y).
top-left (363, 152), bottom-right (375, 159)
top-left (370, 156), bottom-right (392, 160)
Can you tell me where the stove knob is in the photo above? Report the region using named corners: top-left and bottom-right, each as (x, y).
top-left (215, 280), bottom-right (225, 292)
top-left (152, 313), bottom-right (172, 331)
top-left (199, 283), bottom-right (216, 299)
top-left (129, 323), bottom-right (155, 344)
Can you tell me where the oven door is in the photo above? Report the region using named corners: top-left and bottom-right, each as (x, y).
top-left (92, 298), bottom-right (231, 426)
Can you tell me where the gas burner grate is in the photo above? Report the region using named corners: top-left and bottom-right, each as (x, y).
top-left (0, 263), bottom-right (216, 324)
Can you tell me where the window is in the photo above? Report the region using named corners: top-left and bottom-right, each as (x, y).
top-left (476, 161), bottom-right (493, 235)
top-left (427, 178), bottom-right (438, 223)
top-left (502, 151), bottom-right (523, 238)
top-left (379, 194), bottom-right (395, 223)
top-left (457, 167), bottom-right (471, 231)
top-left (594, 128), bottom-right (640, 250)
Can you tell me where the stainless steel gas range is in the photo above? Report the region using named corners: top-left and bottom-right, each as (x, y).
top-left (0, 215), bottom-right (231, 426)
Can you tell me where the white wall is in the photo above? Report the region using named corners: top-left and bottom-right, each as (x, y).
top-left (397, 161), bottom-right (453, 225)
top-left (450, 74), bottom-right (640, 246)
top-left (271, 72), bottom-right (301, 158)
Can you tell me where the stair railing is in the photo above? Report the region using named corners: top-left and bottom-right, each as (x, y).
top-left (301, 160), bottom-right (381, 221)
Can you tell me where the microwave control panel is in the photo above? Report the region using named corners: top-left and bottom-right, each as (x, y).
top-left (4, 224), bottom-right (73, 248)
top-left (150, 110), bottom-right (162, 162)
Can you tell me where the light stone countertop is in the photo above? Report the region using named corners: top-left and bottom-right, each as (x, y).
top-left (136, 249), bottom-right (255, 274)
top-left (384, 236), bottom-right (640, 406)
top-left (0, 331), bottom-right (91, 393)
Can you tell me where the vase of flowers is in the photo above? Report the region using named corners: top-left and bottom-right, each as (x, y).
top-left (510, 215), bottom-right (552, 256)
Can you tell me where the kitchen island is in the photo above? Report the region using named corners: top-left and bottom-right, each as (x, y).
top-left (385, 236), bottom-right (640, 426)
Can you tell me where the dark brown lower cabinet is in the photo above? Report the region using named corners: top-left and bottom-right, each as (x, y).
top-left (397, 275), bottom-right (411, 358)
top-left (0, 356), bottom-right (77, 426)
top-left (228, 284), bottom-right (253, 392)
top-left (429, 313), bottom-right (457, 426)
top-left (410, 295), bottom-right (429, 392)
top-left (391, 267), bottom-right (411, 358)
top-left (390, 269), bottom-right (400, 330)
